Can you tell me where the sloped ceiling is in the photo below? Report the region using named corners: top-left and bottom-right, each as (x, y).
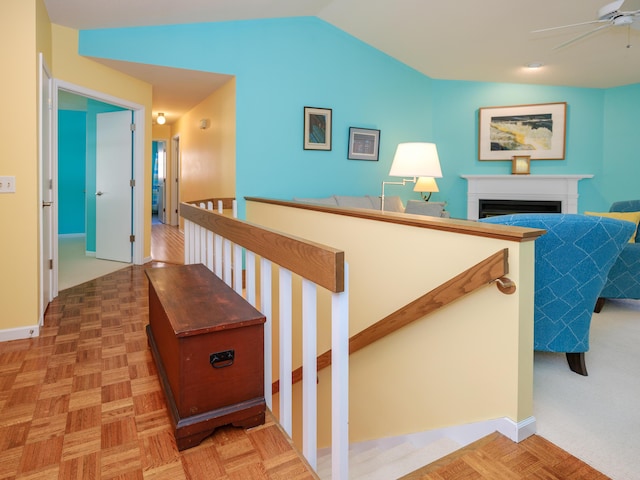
top-left (44, 0), bottom-right (640, 121)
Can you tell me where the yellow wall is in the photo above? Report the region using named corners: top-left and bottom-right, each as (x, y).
top-left (0, 0), bottom-right (41, 329)
top-left (0, 7), bottom-right (154, 332)
top-left (36, 0), bottom-right (52, 68)
top-left (247, 202), bottom-right (535, 446)
top-left (173, 78), bottom-right (236, 204)
top-left (51, 24), bottom-right (154, 258)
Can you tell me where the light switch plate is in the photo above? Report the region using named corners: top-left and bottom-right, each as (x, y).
top-left (0, 176), bottom-right (16, 193)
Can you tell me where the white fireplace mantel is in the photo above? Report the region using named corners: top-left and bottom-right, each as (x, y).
top-left (461, 175), bottom-right (594, 220)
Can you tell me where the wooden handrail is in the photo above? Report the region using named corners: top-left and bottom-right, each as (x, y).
top-left (272, 248), bottom-right (511, 394)
top-left (180, 202), bottom-right (344, 293)
top-left (245, 197), bottom-right (544, 242)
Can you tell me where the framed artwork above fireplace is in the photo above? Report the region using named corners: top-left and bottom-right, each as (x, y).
top-left (478, 102), bottom-right (566, 161)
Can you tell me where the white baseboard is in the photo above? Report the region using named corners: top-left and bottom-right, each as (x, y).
top-left (86, 251), bottom-right (96, 257)
top-left (0, 324), bottom-right (40, 342)
top-left (318, 416), bottom-right (538, 460)
top-left (143, 256), bottom-right (153, 264)
top-left (444, 416), bottom-right (536, 444)
top-left (496, 416), bottom-right (537, 443)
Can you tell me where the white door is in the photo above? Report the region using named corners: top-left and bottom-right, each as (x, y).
top-left (157, 140), bottom-right (167, 224)
top-left (96, 110), bottom-right (133, 262)
top-left (39, 54), bottom-right (54, 318)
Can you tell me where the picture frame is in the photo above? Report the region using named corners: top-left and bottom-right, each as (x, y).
top-left (511, 155), bottom-right (531, 175)
top-left (478, 102), bottom-right (567, 160)
top-left (303, 107), bottom-right (332, 151)
top-left (347, 127), bottom-right (380, 161)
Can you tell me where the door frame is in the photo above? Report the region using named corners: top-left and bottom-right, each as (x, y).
top-left (171, 134), bottom-right (181, 227)
top-left (39, 53), bottom-right (53, 325)
top-left (52, 80), bottom-right (146, 297)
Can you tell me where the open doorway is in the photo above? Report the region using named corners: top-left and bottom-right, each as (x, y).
top-left (57, 94), bottom-right (132, 289)
top-left (152, 140), bottom-right (167, 225)
top-left (52, 80), bottom-right (146, 296)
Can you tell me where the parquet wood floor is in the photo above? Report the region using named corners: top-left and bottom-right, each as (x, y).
top-left (401, 432), bottom-right (610, 480)
top-left (0, 263), bottom-right (317, 479)
top-left (151, 223), bottom-right (184, 265)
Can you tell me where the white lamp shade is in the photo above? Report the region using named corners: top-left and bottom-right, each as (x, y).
top-left (156, 113), bottom-right (166, 125)
top-left (413, 177), bottom-right (439, 193)
top-left (388, 143), bottom-right (442, 178)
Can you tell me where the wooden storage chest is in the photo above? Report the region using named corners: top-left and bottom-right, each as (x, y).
top-left (145, 264), bottom-right (266, 450)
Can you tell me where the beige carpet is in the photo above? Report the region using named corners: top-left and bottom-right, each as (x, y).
top-left (58, 235), bottom-right (130, 291)
top-left (534, 298), bottom-right (640, 480)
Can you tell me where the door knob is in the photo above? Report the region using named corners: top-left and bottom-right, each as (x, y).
top-left (96, 191), bottom-right (104, 196)
top-left (42, 201), bottom-right (52, 207)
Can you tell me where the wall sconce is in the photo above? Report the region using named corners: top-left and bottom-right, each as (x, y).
top-left (413, 177), bottom-right (439, 201)
top-left (199, 119), bottom-right (210, 130)
top-left (156, 113), bottom-right (166, 125)
top-left (381, 143), bottom-right (442, 211)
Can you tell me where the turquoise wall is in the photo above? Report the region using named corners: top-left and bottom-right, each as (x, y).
top-left (58, 110), bottom-right (87, 234)
top-left (603, 84), bottom-right (640, 207)
top-left (79, 16), bottom-right (638, 220)
top-left (57, 97), bottom-right (126, 251)
top-left (80, 17), bottom-right (435, 217)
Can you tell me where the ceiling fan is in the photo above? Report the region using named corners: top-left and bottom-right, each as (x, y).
top-left (533, 0), bottom-right (640, 49)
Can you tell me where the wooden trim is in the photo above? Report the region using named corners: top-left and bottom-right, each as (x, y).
top-left (273, 249), bottom-right (511, 394)
top-left (245, 197), bottom-right (545, 243)
top-left (180, 202), bottom-right (344, 293)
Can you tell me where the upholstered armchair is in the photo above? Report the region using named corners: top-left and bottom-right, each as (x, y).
top-left (480, 214), bottom-right (634, 375)
top-left (593, 200), bottom-right (640, 312)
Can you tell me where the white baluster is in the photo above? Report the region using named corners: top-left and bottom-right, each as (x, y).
top-left (189, 218), bottom-right (196, 265)
top-left (260, 258), bottom-right (273, 410)
top-left (302, 278), bottom-right (318, 470)
top-left (206, 202), bottom-right (215, 271)
top-left (214, 234), bottom-right (223, 278)
top-left (184, 219), bottom-right (191, 265)
top-left (223, 239), bottom-right (232, 287)
top-left (234, 245), bottom-right (243, 294)
top-left (199, 203), bottom-right (206, 264)
top-left (246, 251), bottom-right (256, 306)
top-left (332, 263), bottom-right (349, 480)
top-left (279, 268), bottom-right (293, 436)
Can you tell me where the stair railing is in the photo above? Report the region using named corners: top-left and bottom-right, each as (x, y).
top-left (181, 200), bottom-right (348, 478)
top-left (273, 248), bottom-right (515, 394)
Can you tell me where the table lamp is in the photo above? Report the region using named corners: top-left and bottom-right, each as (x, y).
top-left (413, 177), bottom-right (439, 201)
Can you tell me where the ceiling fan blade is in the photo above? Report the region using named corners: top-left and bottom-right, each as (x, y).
top-left (598, 0), bottom-right (626, 19)
top-left (552, 23), bottom-right (613, 49)
top-left (532, 18), bottom-right (608, 33)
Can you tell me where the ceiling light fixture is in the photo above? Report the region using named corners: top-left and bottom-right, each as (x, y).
top-left (156, 113), bottom-right (166, 125)
top-left (526, 62), bottom-right (544, 69)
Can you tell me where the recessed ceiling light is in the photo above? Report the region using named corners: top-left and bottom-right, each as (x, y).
top-left (526, 62), bottom-right (544, 69)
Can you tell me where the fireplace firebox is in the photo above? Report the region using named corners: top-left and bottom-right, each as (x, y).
top-left (479, 199), bottom-right (562, 218)
top-left (462, 175), bottom-right (593, 220)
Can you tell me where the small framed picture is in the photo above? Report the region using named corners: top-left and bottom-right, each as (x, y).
top-left (511, 155), bottom-right (531, 175)
top-left (348, 127), bottom-right (380, 161)
top-left (303, 107), bottom-right (332, 151)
